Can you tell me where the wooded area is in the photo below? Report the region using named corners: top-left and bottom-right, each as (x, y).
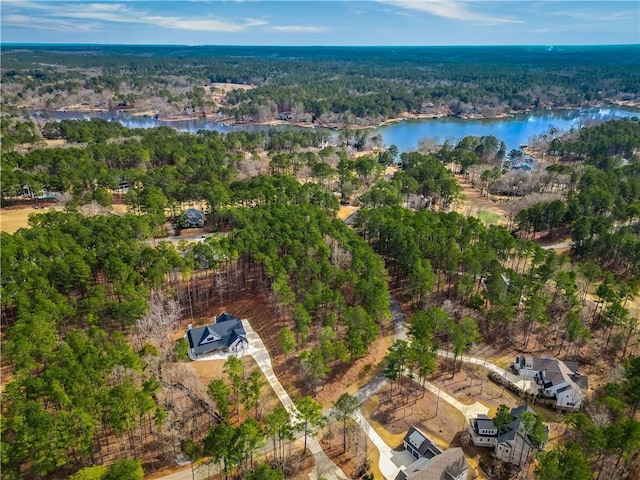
top-left (3, 45), bottom-right (639, 125)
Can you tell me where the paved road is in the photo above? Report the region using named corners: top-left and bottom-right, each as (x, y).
top-left (350, 298), bottom-right (491, 480)
top-left (354, 411), bottom-right (415, 480)
top-left (388, 299), bottom-right (490, 419)
top-left (390, 298), bottom-right (408, 341)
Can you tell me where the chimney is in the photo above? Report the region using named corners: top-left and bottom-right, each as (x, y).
top-left (187, 323), bottom-right (192, 330)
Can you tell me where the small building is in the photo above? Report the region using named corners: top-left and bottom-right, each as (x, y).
top-left (469, 405), bottom-right (548, 467)
top-left (397, 444), bottom-right (469, 480)
top-left (184, 208), bottom-right (205, 228)
top-left (514, 356), bottom-right (588, 409)
top-left (186, 313), bottom-right (248, 360)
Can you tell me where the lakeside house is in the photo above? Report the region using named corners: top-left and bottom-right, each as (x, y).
top-left (396, 426), bottom-right (470, 480)
top-left (186, 313), bottom-right (248, 360)
top-left (469, 406), bottom-right (547, 467)
top-left (514, 355), bottom-right (588, 409)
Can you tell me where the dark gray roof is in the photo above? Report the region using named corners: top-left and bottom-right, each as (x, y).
top-left (404, 426), bottom-right (443, 459)
top-left (510, 405), bottom-right (535, 418)
top-left (556, 385), bottom-right (572, 394)
top-left (530, 356), bottom-right (588, 392)
top-left (473, 417), bottom-right (498, 436)
top-left (497, 406), bottom-right (537, 446)
top-left (187, 313), bottom-right (246, 355)
top-left (396, 447), bottom-right (469, 480)
top-left (185, 208), bottom-right (204, 220)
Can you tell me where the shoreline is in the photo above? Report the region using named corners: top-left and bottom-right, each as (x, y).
top-left (34, 100), bottom-right (640, 130)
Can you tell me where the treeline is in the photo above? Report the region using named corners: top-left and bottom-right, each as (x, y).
top-left (548, 117), bottom-right (640, 162)
top-left (356, 207), bottom-right (602, 353)
top-left (3, 45), bottom-right (638, 124)
top-left (0, 115), bottom-right (40, 152)
top-left (516, 119), bottom-right (640, 275)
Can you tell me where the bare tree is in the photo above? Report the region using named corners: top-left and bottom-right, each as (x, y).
top-left (135, 292), bottom-right (182, 353)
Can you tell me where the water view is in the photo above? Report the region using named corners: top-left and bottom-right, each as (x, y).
top-left (46, 106), bottom-right (639, 153)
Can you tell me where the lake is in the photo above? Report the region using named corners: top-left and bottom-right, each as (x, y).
top-left (45, 106), bottom-right (639, 154)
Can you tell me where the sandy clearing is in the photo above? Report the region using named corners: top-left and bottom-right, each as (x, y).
top-left (0, 206), bottom-right (65, 233)
top-left (0, 203), bottom-right (130, 234)
top-left (207, 82), bottom-right (254, 105)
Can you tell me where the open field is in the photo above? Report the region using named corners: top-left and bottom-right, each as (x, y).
top-left (0, 203), bottom-right (130, 234)
top-left (0, 205), bottom-right (64, 233)
top-left (207, 82), bottom-right (254, 103)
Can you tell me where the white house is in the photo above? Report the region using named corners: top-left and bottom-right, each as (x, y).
top-left (468, 414), bottom-right (499, 447)
top-left (469, 406), bottom-right (547, 467)
top-left (514, 356), bottom-right (588, 409)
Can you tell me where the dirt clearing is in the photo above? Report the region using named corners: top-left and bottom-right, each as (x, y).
top-left (453, 174), bottom-right (510, 225)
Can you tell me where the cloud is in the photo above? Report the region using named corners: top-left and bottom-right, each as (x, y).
top-left (1, 1), bottom-right (267, 32)
top-left (378, 0), bottom-right (524, 25)
top-left (551, 9), bottom-right (638, 22)
top-left (270, 25), bottom-right (328, 33)
top-left (1, 13), bottom-right (96, 31)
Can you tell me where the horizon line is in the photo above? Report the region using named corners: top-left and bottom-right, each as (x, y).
top-left (2, 42), bottom-right (639, 48)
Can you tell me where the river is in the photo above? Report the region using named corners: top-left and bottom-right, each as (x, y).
top-left (45, 106), bottom-right (639, 153)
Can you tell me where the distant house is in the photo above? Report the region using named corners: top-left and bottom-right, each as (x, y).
top-left (184, 208), bottom-right (205, 228)
top-left (186, 313), bottom-right (248, 360)
top-left (469, 405), bottom-right (547, 467)
top-left (514, 356), bottom-right (588, 409)
top-left (397, 428), bottom-right (469, 480)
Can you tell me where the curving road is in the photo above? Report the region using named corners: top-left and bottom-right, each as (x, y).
top-left (348, 298), bottom-right (490, 480)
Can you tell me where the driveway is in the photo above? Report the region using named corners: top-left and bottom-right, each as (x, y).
top-left (241, 320), bottom-right (348, 480)
top-left (436, 350), bottom-right (538, 396)
top-left (169, 320), bottom-right (348, 480)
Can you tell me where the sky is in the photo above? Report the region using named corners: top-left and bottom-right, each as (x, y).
top-left (1, 1), bottom-right (639, 46)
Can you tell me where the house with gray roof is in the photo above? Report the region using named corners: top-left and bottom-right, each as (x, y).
top-left (402, 426), bottom-right (443, 460)
top-left (184, 208), bottom-right (205, 228)
top-left (514, 355), bottom-right (588, 408)
top-left (186, 313), bottom-right (248, 360)
top-left (396, 428), bottom-right (469, 480)
top-left (469, 405), bottom-right (547, 467)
